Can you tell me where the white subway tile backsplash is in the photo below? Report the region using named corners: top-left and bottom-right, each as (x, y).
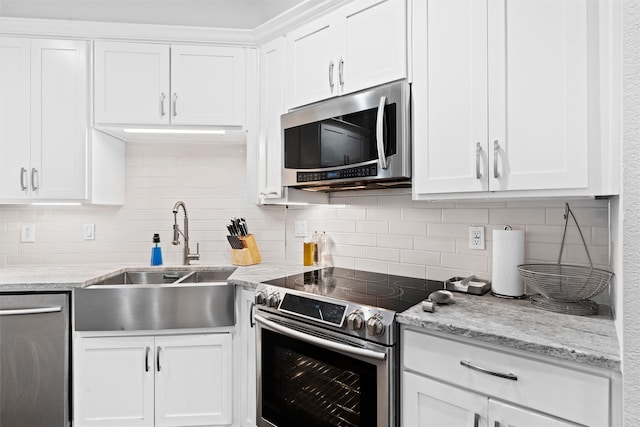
top-left (356, 221), bottom-right (389, 234)
top-left (0, 141), bottom-right (611, 310)
top-left (414, 236), bottom-right (456, 253)
top-left (390, 221), bottom-right (427, 236)
top-left (388, 262), bottom-right (426, 279)
top-left (377, 234), bottom-right (413, 249)
top-left (366, 247), bottom-right (400, 262)
top-left (441, 253), bottom-right (488, 272)
top-left (442, 208), bottom-right (489, 224)
top-left (489, 208), bottom-right (546, 225)
top-left (400, 250), bottom-right (440, 266)
top-left (401, 208), bottom-right (442, 223)
top-left (346, 233), bottom-right (377, 247)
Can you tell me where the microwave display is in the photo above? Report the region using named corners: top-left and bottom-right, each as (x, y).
top-left (284, 104), bottom-right (397, 170)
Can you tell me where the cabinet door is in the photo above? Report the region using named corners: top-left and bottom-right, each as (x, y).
top-left (258, 37), bottom-right (286, 200)
top-left (0, 37), bottom-right (30, 200)
top-left (74, 336), bottom-right (155, 427)
top-left (488, 399), bottom-right (581, 427)
top-left (341, 0), bottom-right (407, 95)
top-left (155, 334), bottom-right (233, 427)
top-left (286, 14), bottom-right (341, 108)
top-left (488, 0), bottom-right (589, 192)
top-left (403, 371), bottom-right (487, 427)
top-left (412, 0), bottom-right (489, 196)
top-left (237, 288), bottom-right (257, 427)
top-left (171, 45), bottom-right (246, 126)
top-left (94, 41), bottom-right (170, 125)
top-left (30, 39), bottom-right (88, 200)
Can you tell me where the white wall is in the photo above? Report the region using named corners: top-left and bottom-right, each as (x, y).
top-left (622, 0), bottom-right (640, 424)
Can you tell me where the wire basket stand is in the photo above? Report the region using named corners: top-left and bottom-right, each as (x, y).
top-left (517, 203), bottom-right (614, 316)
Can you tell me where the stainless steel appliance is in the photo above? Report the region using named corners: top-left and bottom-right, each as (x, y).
top-left (254, 268), bottom-right (443, 427)
top-left (281, 81), bottom-right (411, 191)
top-left (0, 293), bottom-right (70, 427)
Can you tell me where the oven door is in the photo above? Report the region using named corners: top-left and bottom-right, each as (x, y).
top-left (255, 311), bottom-right (395, 427)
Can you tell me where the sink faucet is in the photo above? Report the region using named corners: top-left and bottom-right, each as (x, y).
top-left (172, 201), bottom-right (200, 265)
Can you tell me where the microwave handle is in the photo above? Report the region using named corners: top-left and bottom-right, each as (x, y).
top-left (376, 96), bottom-right (389, 170)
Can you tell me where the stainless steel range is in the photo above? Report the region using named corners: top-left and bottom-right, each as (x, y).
top-left (254, 267), bottom-right (444, 427)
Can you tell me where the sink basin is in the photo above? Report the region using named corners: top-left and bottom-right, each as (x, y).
top-left (74, 267), bottom-right (237, 332)
top-left (91, 270), bottom-right (193, 285)
top-left (84, 267), bottom-right (236, 287)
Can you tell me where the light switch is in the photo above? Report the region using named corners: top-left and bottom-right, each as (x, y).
top-left (21, 224), bottom-right (36, 242)
top-left (294, 220), bottom-right (308, 237)
top-left (84, 224), bottom-right (95, 240)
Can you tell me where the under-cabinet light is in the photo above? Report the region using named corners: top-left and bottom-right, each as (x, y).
top-left (122, 128), bottom-right (227, 135)
top-left (31, 202), bottom-right (82, 206)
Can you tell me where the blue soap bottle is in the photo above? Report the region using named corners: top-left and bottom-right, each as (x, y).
top-left (151, 233), bottom-right (163, 266)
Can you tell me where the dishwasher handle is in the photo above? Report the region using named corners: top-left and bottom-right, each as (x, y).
top-left (0, 306), bottom-right (63, 316)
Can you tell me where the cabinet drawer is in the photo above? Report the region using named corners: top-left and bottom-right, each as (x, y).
top-left (403, 329), bottom-right (609, 426)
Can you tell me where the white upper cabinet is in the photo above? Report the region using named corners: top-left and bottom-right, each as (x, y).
top-left (94, 42), bottom-right (170, 125)
top-left (0, 37), bottom-right (88, 202)
top-left (286, 0), bottom-right (407, 109)
top-left (94, 41), bottom-right (246, 127)
top-left (412, 0), bottom-right (618, 199)
top-left (170, 45), bottom-right (246, 126)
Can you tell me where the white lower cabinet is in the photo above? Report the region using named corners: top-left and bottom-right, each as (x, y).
top-left (235, 288), bottom-right (257, 427)
top-left (74, 333), bottom-right (232, 427)
top-left (402, 327), bottom-right (613, 427)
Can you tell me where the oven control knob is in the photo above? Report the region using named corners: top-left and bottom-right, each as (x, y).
top-left (255, 291), bottom-right (268, 306)
top-left (346, 310), bottom-right (365, 331)
top-left (366, 314), bottom-right (385, 337)
top-left (266, 292), bottom-right (280, 308)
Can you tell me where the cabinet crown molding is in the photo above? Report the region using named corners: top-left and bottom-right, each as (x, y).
top-left (0, 17), bottom-right (254, 45)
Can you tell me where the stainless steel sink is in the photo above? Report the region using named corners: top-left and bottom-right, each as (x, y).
top-left (74, 267), bottom-right (237, 331)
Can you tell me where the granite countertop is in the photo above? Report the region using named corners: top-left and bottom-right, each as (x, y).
top-left (0, 262), bottom-right (312, 290)
top-left (0, 262), bottom-right (620, 371)
top-left (397, 292), bottom-right (620, 370)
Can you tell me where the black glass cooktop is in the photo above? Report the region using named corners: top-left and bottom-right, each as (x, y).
top-left (263, 267), bottom-right (445, 313)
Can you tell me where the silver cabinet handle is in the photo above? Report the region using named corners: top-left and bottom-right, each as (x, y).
top-left (160, 92), bottom-right (166, 117)
top-left (31, 168), bottom-right (38, 191)
top-left (338, 57), bottom-right (344, 86)
top-left (156, 346), bottom-right (162, 371)
top-left (474, 413), bottom-right (480, 427)
top-left (376, 96), bottom-right (389, 170)
top-left (475, 143), bottom-right (483, 179)
top-left (20, 167), bottom-right (27, 191)
top-left (493, 140), bottom-right (500, 178)
top-left (0, 306), bottom-right (62, 316)
top-left (460, 360), bottom-right (518, 381)
top-left (328, 60), bottom-right (335, 90)
top-left (145, 346), bottom-right (150, 372)
top-left (255, 314), bottom-right (387, 362)
top-left (172, 93), bottom-right (178, 117)
top-left (249, 302), bottom-right (256, 328)
top-left (259, 191), bottom-right (280, 197)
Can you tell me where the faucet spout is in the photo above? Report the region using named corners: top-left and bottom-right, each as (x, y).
top-left (171, 200), bottom-right (200, 265)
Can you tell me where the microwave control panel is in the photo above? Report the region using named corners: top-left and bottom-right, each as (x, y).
top-left (297, 164), bottom-right (378, 183)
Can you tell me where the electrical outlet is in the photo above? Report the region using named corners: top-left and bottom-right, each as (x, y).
top-left (294, 220), bottom-right (308, 237)
top-left (469, 225), bottom-right (485, 250)
top-left (84, 224), bottom-right (95, 240)
top-left (21, 224), bottom-right (36, 242)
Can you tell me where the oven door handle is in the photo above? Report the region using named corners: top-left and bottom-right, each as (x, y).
top-left (255, 314), bottom-right (387, 362)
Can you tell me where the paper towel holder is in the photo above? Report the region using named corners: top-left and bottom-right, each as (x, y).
top-left (491, 225), bottom-right (528, 299)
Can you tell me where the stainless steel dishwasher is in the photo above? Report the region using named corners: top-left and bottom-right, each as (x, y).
top-left (0, 292), bottom-right (70, 427)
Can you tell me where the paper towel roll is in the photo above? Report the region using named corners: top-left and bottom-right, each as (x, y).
top-left (492, 229), bottom-right (525, 297)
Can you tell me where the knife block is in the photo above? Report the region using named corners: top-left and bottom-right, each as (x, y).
top-left (231, 234), bottom-right (262, 266)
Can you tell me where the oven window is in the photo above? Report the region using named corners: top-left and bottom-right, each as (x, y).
top-left (261, 329), bottom-right (377, 427)
top-left (284, 103), bottom-right (397, 169)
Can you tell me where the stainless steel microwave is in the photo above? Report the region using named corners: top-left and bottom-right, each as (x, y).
top-left (281, 81), bottom-right (411, 191)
